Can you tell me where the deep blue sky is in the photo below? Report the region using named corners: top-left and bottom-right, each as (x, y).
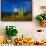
top-left (2, 0), bottom-right (32, 12)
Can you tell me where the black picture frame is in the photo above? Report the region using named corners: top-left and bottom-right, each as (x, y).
top-left (1, 0), bottom-right (32, 21)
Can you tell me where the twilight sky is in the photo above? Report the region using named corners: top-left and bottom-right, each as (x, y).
top-left (2, 0), bottom-right (32, 12)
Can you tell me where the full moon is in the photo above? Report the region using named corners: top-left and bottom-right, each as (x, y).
top-left (14, 8), bottom-right (18, 12)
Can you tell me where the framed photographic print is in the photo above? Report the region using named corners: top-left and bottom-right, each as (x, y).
top-left (1, 0), bottom-right (32, 21)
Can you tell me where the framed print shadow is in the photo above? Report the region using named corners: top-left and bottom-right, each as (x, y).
top-left (1, 0), bottom-right (32, 21)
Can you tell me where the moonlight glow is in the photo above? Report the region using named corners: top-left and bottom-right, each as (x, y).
top-left (14, 8), bottom-right (18, 12)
